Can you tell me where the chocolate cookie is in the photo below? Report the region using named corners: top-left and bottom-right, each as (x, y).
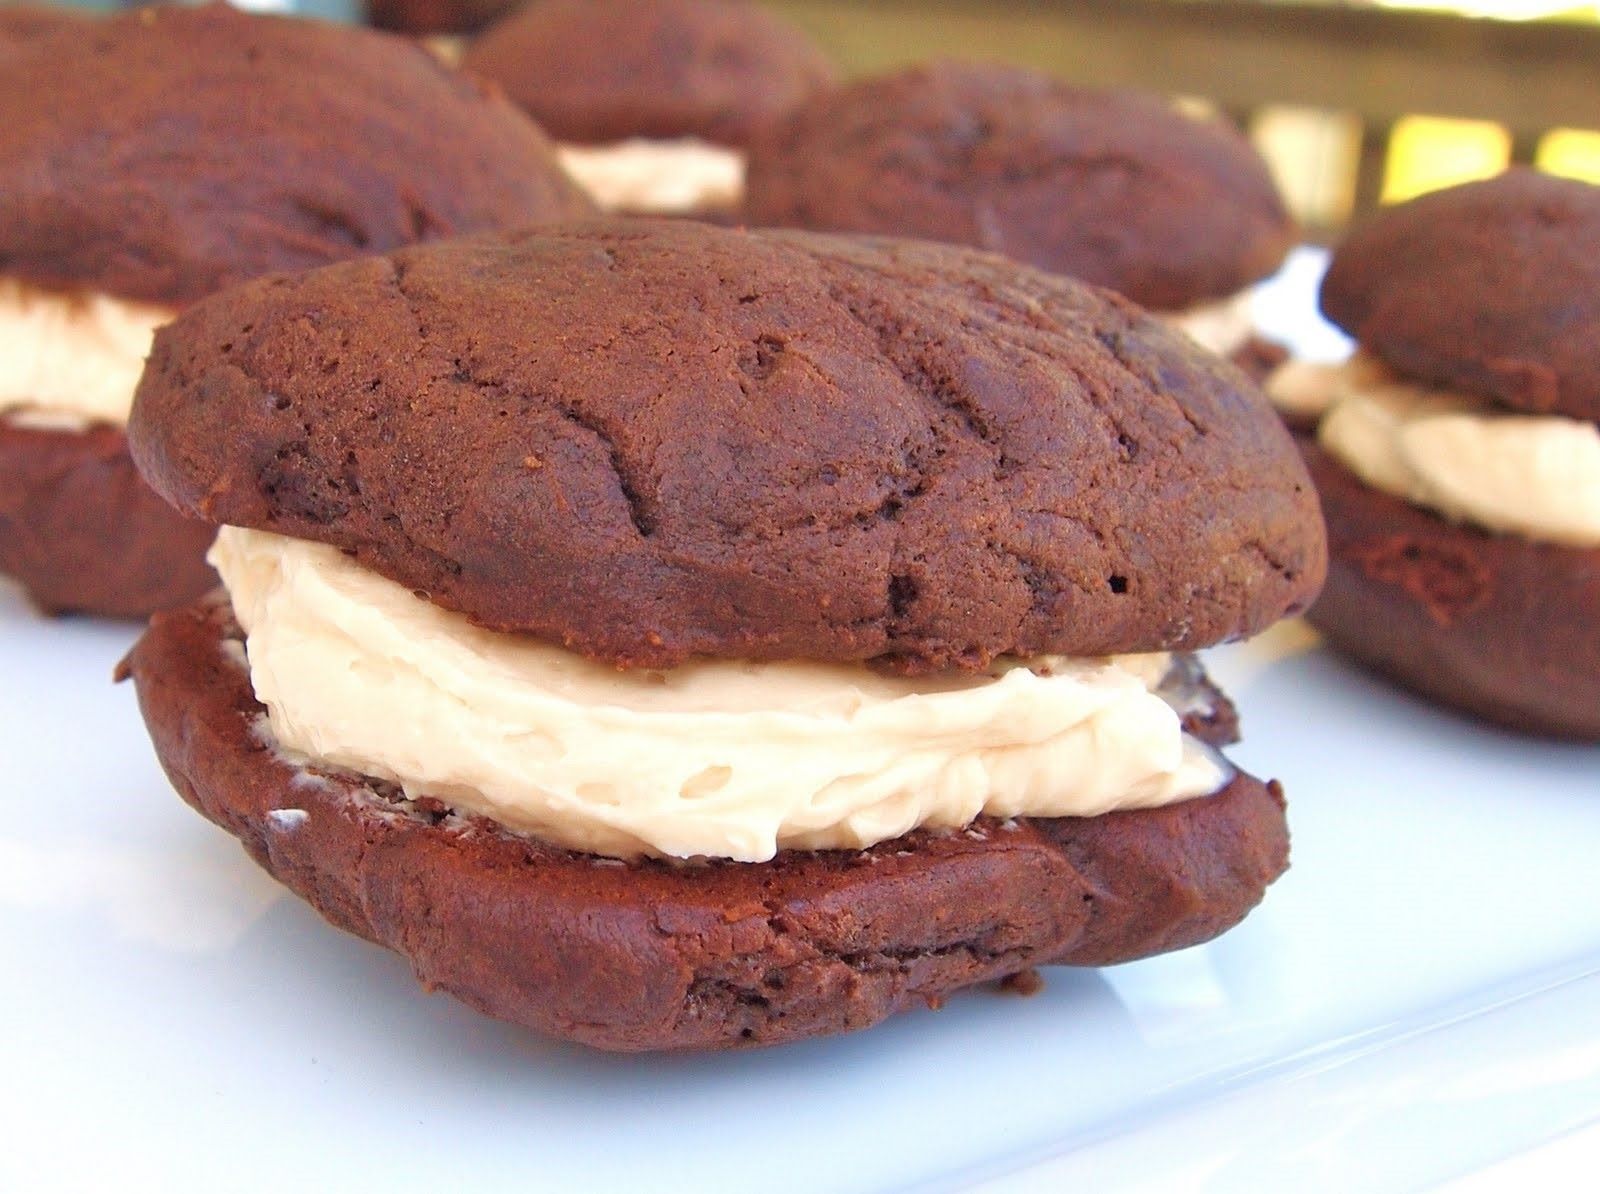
top-left (461, 0), bottom-right (836, 148)
top-left (0, 3), bottom-right (592, 307)
top-left (1321, 170), bottom-right (1600, 423)
top-left (743, 62), bottom-right (1294, 313)
top-left (130, 220), bottom-right (1325, 671)
top-left (0, 3), bottom-right (593, 620)
top-left (120, 596), bottom-right (1290, 1051)
top-left (0, 419), bottom-right (215, 618)
top-left (1302, 440), bottom-right (1600, 739)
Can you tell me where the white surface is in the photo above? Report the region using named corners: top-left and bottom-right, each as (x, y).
top-left (3, 250), bottom-right (1598, 1192)
top-left (1439, 1119), bottom-right (1600, 1193)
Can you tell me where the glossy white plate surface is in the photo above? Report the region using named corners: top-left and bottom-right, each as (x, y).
top-left (3, 250), bottom-right (1597, 1192)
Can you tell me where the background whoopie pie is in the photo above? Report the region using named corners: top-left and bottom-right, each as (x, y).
top-left (121, 219), bottom-right (1325, 1051)
top-left (463, 0), bottom-right (835, 216)
top-left (0, 3), bottom-right (592, 620)
top-left (1268, 169), bottom-right (1600, 739)
top-left (743, 60), bottom-right (1296, 376)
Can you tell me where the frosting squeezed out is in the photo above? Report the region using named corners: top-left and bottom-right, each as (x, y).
top-left (212, 526), bottom-right (1227, 862)
top-left (557, 137), bottom-right (744, 213)
top-left (1268, 352), bottom-right (1600, 547)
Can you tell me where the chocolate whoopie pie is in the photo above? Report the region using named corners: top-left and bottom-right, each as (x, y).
top-left (743, 61), bottom-right (1294, 375)
top-left (0, 3), bottom-right (592, 620)
top-left (122, 220), bottom-right (1324, 1051)
top-left (1268, 170), bottom-right (1600, 738)
top-left (463, 0), bottom-right (835, 215)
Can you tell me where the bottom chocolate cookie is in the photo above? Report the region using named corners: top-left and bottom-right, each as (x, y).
top-left (0, 418), bottom-right (217, 618)
top-left (1303, 440), bottom-right (1600, 739)
top-left (121, 597), bottom-right (1290, 1052)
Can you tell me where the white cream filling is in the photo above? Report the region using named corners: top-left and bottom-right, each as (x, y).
top-left (210, 526), bottom-right (1227, 862)
top-left (556, 138), bottom-right (745, 214)
top-left (1162, 289), bottom-right (1257, 358)
top-left (1263, 355), bottom-right (1382, 425)
top-left (1269, 353), bottom-right (1600, 547)
top-left (0, 279), bottom-right (175, 431)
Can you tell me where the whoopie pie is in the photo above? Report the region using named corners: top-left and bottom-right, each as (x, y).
top-left (0, 3), bottom-right (591, 618)
top-left (1268, 170), bottom-right (1600, 738)
top-left (122, 220), bottom-right (1325, 1050)
top-left (463, 0), bottom-right (835, 215)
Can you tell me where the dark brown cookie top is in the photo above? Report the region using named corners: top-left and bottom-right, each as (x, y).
top-left (1321, 170), bottom-right (1600, 423)
top-left (130, 219), bottom-right (1324, 670)
top-left (0, 3), bottom-right (593, 307)
top-left (743, 61), bottom-right (1295, 312)
top-left (461, 0), bottom-right (836, 148)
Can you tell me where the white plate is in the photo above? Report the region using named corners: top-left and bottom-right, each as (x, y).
top-left (3, 252), bottom-right (1598, 1192)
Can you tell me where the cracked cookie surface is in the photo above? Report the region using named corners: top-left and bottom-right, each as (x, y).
top-left (129, 219), bottom-right (1324, 670)
top-left (121, 596), bottom-right (1290, 1051)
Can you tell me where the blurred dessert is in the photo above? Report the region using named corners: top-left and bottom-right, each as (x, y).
top-left (743, 61), bottom-right (1296, 374)
top-left (1267, 170), bottom-right (1600, 738)
top-left (464, 0), bottom-right (835, 215)
top-left (0, 4), bottom-right (591, 619)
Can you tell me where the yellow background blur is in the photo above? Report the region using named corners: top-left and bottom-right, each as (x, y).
top-left (1377, 0), bottom-right (1600, 198)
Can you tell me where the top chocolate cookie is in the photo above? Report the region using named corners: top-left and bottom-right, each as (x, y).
top-left (743, 62), bottom-right (1293, 312)
top-left (461, 0), bottom-right (836, 147)
top-left (130, 220), bottom-right (1323, 671)
top-left (0, 3), bottom-right (592, 307)
top-left (1322, 169), bottom-right (1600, 423)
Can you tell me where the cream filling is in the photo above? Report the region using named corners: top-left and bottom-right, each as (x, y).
top-left (556, 138), bottom-right (745, 214)
top-left (1264, 353), bottom-right (1391, 425)
top-left (210, 526), bottom-right (1227, 863)
top-left (1270, 353), bottom-right (1600, 547)
top-left (1163, 289), bottom-right (1257, 358)
top-left (0, 279), bottom-right (174, 431)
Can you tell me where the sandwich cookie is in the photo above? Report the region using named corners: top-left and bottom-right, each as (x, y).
top-left (464, 0), bottom-right (835, 216)
top-left (1267, 170), bottom-right (1600, 738)
top-left (0, 3), bottom-right (592, 618)
top-left (123, 220), bottom-right (1325, 1049)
